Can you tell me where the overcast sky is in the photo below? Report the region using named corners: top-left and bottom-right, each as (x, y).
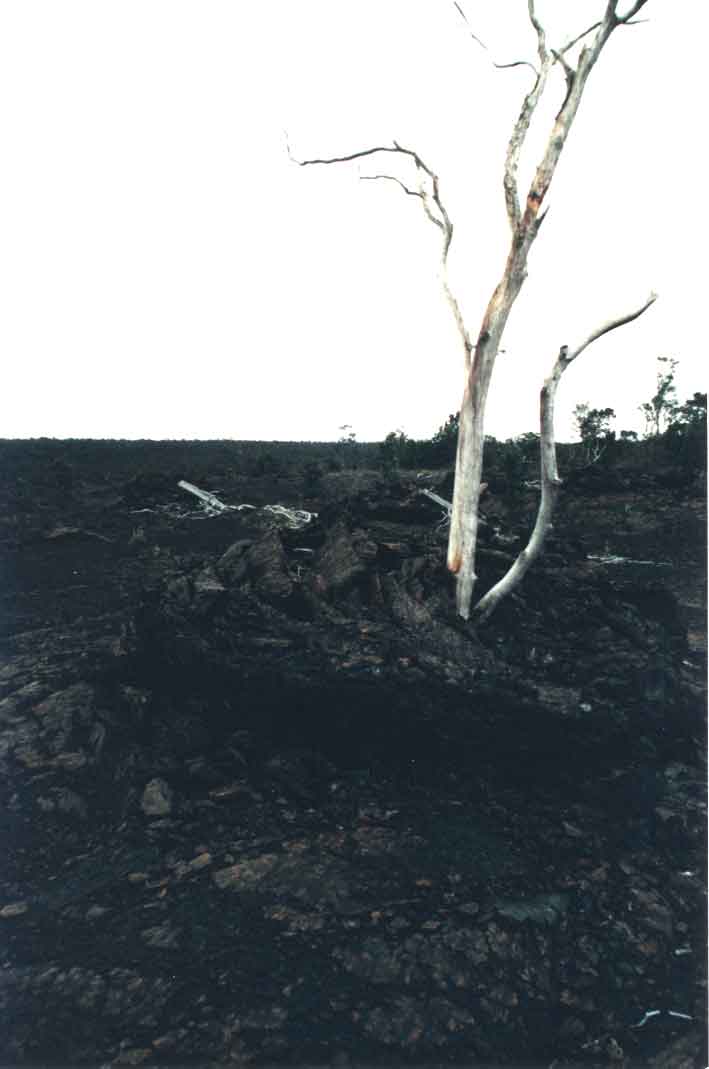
top-left (1, 1), bottom-right (705, 443)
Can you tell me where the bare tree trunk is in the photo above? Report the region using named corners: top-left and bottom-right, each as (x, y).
top-left (448, 265), bottom-right (526, 615)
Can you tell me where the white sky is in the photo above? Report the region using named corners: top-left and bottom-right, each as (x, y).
top-left (1, 1), bottom-right (705, 443)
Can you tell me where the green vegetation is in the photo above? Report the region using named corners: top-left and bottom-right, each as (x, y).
top-left (573, 404), bottom-right (616, 464)
top-left (640, 356), bottom-right (679, 437)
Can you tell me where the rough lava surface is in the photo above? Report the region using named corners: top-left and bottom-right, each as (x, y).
top-left (0, 443), bottom-right (706, 1067)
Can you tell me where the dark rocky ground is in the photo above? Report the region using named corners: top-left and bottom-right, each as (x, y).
top-left (0, 442), bottom-right (706, 1068)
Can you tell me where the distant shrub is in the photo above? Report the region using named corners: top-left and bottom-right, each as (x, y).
top-left (250, 451), bottom-right (283, 477)
top-left (303, 460), bottom-right (324, 493)
top-left (662, 392), bottom-right (707, 474)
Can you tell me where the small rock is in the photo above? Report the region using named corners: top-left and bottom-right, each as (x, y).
top-left (247, 528), bottom-right (293, 598)
top-left (496, 892), bottom-right (569, 927)
top-left (386, 578), bottom-right (433, 629)
top-left (151, 1033), bottom-right (176, 1050)
top-left (141, 778), bottom-right (173, 817)
top-left (217, 539), bottom-right (253, 584)
top-left (192, 565), bottom-right (227, 613)
top-left (189, 852), bottom-right (212, 870)
top-left (141, 922), bottom-right (180, 949)
top-left (313, 521), bottom-right (376, 597)
top-left (264, 748), bottom-right (336, 801)
top-left (631, 887), bottom-right (674, 937)
top-left (1, 901), bottom-right (29, 918)
top-left (606, 1036), bottom-right (625, 1062)
top-left (116, 1046), bottom-right (153, 1065)
top-left (55, 787), bottom-right (88, 819)
top-left (85, 905), bottom-right (111, 920)
top-left (193, 564), bottom-right (226, 595)
top-left (213, 854), bottom-right (279, 890)
top-left (559, 1016), bottom-right (586, 1039)
top-left (53, 750), bottom-right (87, 770)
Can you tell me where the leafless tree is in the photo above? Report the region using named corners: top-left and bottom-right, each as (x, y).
top-left (291, 1), bottom-right (656, 621)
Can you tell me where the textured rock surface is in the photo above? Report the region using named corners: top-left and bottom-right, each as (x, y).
top-left (0, 445), bottom-right (705, 1066)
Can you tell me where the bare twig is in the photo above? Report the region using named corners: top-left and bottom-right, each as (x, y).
top-left (452, 1), bottom-right (488, 54)
top-left (615, 0), bottom-right (651, 23)
top-left (288, 142), bottom-right (415, 169)
top-left (418, 188), bottom-right (447, 234)
top-left (361, 174), bottom-right (422, 199)
top-left (420, 487), bottom-right (453, 517)
top-left (556, 21), bottom-right (602, 58)
top-left (501, 3), bottom-right (552, 232)
top-left (453, 1), bottom-right (538, 74)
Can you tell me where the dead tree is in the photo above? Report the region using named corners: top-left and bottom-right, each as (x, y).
top-left (292, 0), bottom-right (654, 620)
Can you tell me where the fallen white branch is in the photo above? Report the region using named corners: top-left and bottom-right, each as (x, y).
top-left (587, 554), bottom-right (670, 566)
top-left (177, 481), bottom-right (317, 530)
top-left (178, 480), bottom-right (230, 513)
top-left (631, 1009), bottom-right (693, 1028)
top-left (419, 488), bottom-right (453, 515)
top-left (262, 505), bottom-right (317, 529)
top-left (419, 486), bottom-right (488, 532)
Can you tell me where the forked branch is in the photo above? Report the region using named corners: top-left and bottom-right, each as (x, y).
top-left (471, 292), bottom-right (657, 623)
top-left (291, 139), bottom-right (471, 358)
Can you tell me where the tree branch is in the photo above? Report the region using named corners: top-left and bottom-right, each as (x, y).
top-left (502, 3), bottom-right (552, 232)
top-left (564, 291), bottom-right (658, 364)
top-left (557, 22), bottom-right (602, 57)
top-left (471, 292), bottom-right (657, 623)
top-left (289, 136), bottom-right (472, 363)
top-left (453, 1), bottom-right (538, 75)
top-left (360, 174), bottom-right (425, 200)
top-left (551, 47), bottom-right (576, 86)
top-left (288, 142), bottom-right (417, 170)
top-left (615, 0), bottom-right (651, 22)
top-left (527, 0), bottom-right (549, 65)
